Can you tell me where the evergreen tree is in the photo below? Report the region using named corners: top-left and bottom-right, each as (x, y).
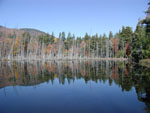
top-left (109, 31), bottom-right (113, 39)
top-left (61, 32), bottom-right (66, 41)
top-left (131, 24), bottom-right (145, 62)
top-left (145, 1), bottom-right (150, 35)
top-left (131, 1), bottom-right (150, 62)
top-left (50, 32), bottom-right (55, 44)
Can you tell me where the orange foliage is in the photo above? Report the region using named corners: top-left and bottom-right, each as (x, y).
top-left (112, 38), bottom-right (119, 53)
top-left (15, 71), bottom-right (18, 79)
top-left (125, 42), bottom-right (131, 56)
top-left (33, 66), bottom-right (37, 77)
top-left (125, 64), bottom-right (129, 76)
top-left (112, 65), bottom-right (118, 80)
top-left (5, 38), bottom-right (12, 44)
top-left (54, 38), bottom-right (57, 43)
top-left (15, 38), bottom-right (19, 46)
top-left (80, 41), bottom-right (86, 48)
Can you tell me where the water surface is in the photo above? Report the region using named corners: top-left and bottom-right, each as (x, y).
top-left (0, 61), bottom-right (150, 113)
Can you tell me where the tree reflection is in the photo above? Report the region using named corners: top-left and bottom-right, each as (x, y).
top-left (0, 61), bottom-right (149, 112)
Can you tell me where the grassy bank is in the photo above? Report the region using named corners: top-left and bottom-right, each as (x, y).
top-left (139, 59), bottom-right (150, 68)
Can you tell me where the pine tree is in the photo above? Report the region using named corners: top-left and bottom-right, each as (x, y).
top-left (109, 31), bottom-right (113, 39)
top-left (131, 24), bottom-right (145, 62)
top-left (145, 1), bottom-right (150, 35)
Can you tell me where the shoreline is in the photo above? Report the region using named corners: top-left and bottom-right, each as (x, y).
top-left (0, 57), bottom-right (127, 62)
top-left (139, 59), bottom-right (150, 68)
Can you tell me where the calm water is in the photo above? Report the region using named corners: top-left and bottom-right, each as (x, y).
top-left (0, 61), bottom-right (150, 113)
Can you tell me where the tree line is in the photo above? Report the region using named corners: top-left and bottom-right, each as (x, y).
top-left (0, 29), bottom-right (128, 60)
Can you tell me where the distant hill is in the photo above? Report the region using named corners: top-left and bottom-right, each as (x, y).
top-left (20, 28), bottom-right (47, 37)
top-left (0, 25), bottom-right (47, 38)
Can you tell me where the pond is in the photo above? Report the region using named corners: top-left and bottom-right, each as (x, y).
top-left (0, 61), bottom-right (150, 113)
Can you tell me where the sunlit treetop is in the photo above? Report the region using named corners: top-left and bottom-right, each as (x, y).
top-left (141, 1), bottom-right (150, 24)
top-left (145, 2), bottom-right (150, 14)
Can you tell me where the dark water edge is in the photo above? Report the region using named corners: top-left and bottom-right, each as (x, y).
top-left (0, 61), bottom-right (150, 113)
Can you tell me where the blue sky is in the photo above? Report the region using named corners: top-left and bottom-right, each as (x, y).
top-left (0, 0), bottom-right (148, 37)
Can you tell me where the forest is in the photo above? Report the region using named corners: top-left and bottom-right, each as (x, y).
top-left (0, 2), bottom-right (149, 63)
